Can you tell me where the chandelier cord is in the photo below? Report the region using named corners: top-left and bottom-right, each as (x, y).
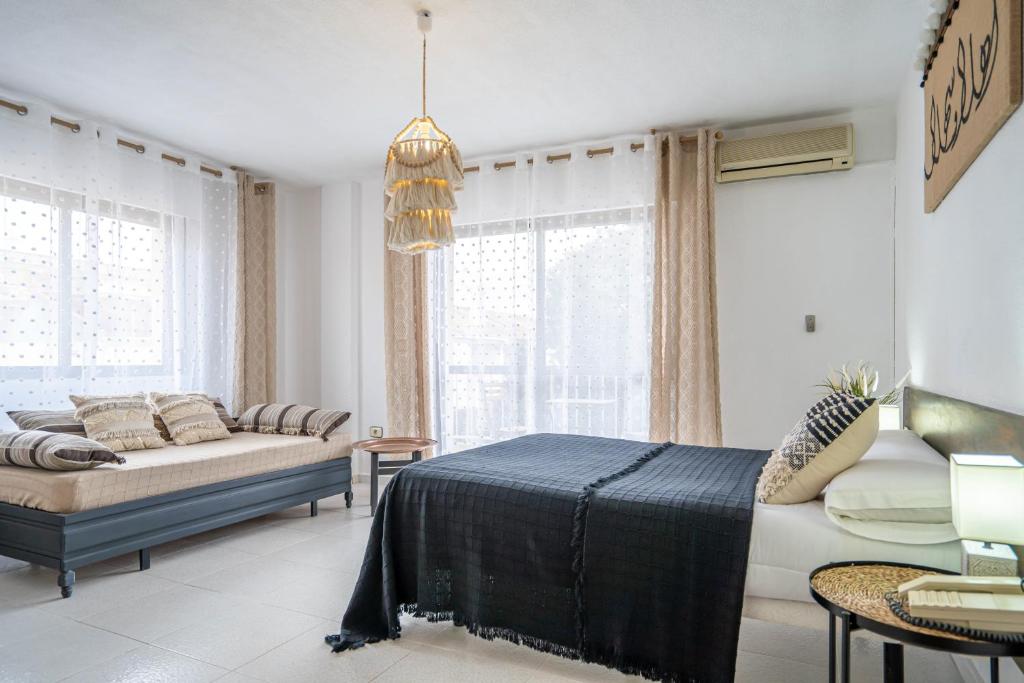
top-left (421, 34), bottom-right (427, 117)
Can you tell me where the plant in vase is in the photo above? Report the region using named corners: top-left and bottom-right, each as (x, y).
top-left (818, 362), bottom-right (910, 430)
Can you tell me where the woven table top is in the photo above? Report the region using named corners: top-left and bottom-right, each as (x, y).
top-left (810, 564), bottom-right (978, 642)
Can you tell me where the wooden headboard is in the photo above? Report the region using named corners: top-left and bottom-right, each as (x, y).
top-left (904, 387), bottom-right (1024, 671)
top-left (903, 386), bottom-right (1024, 462)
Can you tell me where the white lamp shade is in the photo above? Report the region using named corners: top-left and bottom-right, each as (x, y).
top-left (950, 453), bottom-right (1024, 545)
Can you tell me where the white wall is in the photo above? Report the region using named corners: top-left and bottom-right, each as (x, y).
top-left (717, 107), bottom-right (898, 448)
top-left (319, 182), bottom-right (360, 417)
top-left (894, 69), bottom-right (1024, 416)
top-left (318, 179), bottom-right (389, 477)
top-left (275, 184), bottom-right (323, 407)
top-left (894, 71), bottom-right (1024, 683)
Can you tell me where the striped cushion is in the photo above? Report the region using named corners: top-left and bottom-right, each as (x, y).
top-left (238, 403), bottom-right (350, 440)
top-left (0, 430), bottom-right (125, 470)
top-left (6, 409), bottom-right (87, 436)
top-left (209, 398), bottom-right (241, 433)
top-left (153, 415), bottom-right (173, 441)
top-left (756, 393), bottom-right (879, 504)
top-left (149, 393), bottom-right (230, 446)
top-left (69, 393), bottom-right (166, 452)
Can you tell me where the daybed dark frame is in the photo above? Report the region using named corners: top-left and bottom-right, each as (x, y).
top-left (0, 458), bottom-right (352, 598)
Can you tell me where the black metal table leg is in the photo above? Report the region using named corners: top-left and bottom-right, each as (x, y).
top-left (370, 452), bottom-right (379, 515)
top-left (883, 642), bottom-right (904, 683)
top-left (138, 548), bottom-right (150, 571)
top-left (991, 658), bottom-right (1000, 683)
top-left (412, 449), bottom-right (422, 463)
top-left (840, 611), bottom-right (851, 683)
top-left (828, 614), bottom-right (836, 683)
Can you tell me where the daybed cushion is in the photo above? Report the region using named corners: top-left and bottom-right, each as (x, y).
top-left (238, 403), bottom-right (351, 439)
top-left (70, 393), bottom-right (165, 452)
top-left (6, 409), bottom-right (87, 436)
top-left (210, 398), bottom-right (241, 432)
top-left (0, 431), bottom-right (125, 471)
top-left (149, 392), bottom-right (230, 446)
top-left (0, 431), bottom-right (352, 513)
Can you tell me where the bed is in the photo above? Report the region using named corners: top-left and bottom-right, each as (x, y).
top-left (0, 431), bottom-right (353, 597)
top-left (328, 387), bottom-right (1021, 681)
top-left (744, 498), bottom-right (959, 627)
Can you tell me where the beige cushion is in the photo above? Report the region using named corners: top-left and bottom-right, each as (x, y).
top-left (757, 394), bottom-right (879, 504)
top-left (149, 392), bottom-right (230, 446)
top-left (70, 393), bottom-right (165, 452)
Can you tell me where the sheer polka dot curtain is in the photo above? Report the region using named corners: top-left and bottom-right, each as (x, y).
top-left (0, 92), bottom-right (237, 423)
top-left (428, 137), bottom-right (656, 453)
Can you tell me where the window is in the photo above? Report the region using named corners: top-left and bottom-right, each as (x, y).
top-left (429, 207), bottom-right (652, 453)
top-left (0, 177), bottom-right (173, 378)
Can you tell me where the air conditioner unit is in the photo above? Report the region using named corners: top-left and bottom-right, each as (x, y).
top-left (716, 124), bottom-right (855, 183)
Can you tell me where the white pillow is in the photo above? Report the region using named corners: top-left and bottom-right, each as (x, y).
top-left (824, 430), bottom-right (958, 544)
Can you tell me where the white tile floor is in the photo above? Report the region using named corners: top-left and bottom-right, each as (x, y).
top-left (0, 483), bottom-right (966, 682)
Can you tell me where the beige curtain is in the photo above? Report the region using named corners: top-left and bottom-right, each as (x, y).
top-left (232, 173), bottom-right (277, 412)
top-left (648, 129), bottom-right (722, 446)
top-left (384, 247), bottom-right (433, 445)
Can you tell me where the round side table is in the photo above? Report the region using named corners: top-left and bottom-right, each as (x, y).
top-left (351, 437), bottom-right (436, 514)
top-left (809, 561), bottom-right (1024, 683)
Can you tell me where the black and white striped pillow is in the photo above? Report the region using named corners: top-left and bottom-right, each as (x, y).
top-left (237, 403), bottom-right (350, 440)
top-left (6, 410), bottom-right (87, 436)
top-left (0, 430), bottom-right (125, 470)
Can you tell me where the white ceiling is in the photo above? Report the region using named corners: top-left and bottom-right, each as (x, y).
top-left (0, 0), bottom-right (926, 186)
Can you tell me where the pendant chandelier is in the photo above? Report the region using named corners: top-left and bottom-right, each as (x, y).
top-left (384, 9), bottom-right (463, 255)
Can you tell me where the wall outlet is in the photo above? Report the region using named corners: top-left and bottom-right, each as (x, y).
top-left (805, 314), bottom-right (816, 333)
top-left (369, 426), bottom-right (384, 438)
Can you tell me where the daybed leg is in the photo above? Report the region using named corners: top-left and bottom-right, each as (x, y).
top-left (310, 500), bottom-right (319, 517)
top-left (58, 569), bottom-right (75, 599)
top-left (139, 548), bottom-right (151, 571)
top-left (344, 491), bottom-right (353, 508)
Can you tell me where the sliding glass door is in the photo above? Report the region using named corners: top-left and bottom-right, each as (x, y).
top-left (428, 207), bottom-right (651, 454)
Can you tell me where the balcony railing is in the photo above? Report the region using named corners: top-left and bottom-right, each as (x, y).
top-left (439, 368), bottom-right (649, 452)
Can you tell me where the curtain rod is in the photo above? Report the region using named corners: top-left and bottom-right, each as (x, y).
top-left (1, 96), bottom-right (227, 178)
top-left (464, 130), bottom-right (724, 174)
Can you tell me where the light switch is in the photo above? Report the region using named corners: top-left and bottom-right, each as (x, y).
top-left (805, 315), bottom-right (816, 333)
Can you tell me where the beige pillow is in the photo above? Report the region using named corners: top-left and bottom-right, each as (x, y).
top-left (757, 393), bottom-right (879, 504)
top-left (70, 393), bottom-right (165, 452)
top-left (149, 392), bottom-right (230, 446)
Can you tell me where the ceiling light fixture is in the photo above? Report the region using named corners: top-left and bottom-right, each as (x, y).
top-left (383, 8), bottom-right (463, 255)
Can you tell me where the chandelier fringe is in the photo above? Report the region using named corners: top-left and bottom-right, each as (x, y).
top-left (385, 180), bottom-right (458, 219)
top-left (385, 143), bottom-right (464, 194)
top-left (386, 211), bottom-right (455, 254)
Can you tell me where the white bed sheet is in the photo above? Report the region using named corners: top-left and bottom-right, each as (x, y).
top-left (745, 498), bottom-right (961, 603)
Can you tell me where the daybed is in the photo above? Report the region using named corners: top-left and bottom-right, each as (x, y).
top-left (0, 431), bottom-right (353, 597)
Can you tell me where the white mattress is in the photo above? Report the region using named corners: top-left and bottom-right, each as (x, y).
top-left (745, 498), bottom-right (961, 603)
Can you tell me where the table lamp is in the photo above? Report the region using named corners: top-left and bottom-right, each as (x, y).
top-left (951, 453), bottom-right (1024, 576)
